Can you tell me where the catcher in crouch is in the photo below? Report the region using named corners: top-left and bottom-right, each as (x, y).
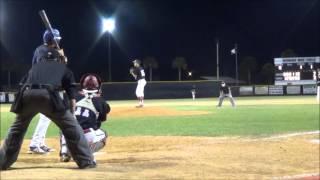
top-left (60, 73), bottom-right (110, 162)
top-left (130, 59), bottom-right (147, 108)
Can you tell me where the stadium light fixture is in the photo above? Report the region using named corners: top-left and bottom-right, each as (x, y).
top-left (101, 17), bottom-right (116, 82)
top-left (102, 18), bottom-right (115, 33)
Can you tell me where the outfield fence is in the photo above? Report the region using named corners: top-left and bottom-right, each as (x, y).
top-left (0, 81), bottom-right (318, 103)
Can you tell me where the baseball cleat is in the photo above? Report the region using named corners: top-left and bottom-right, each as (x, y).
top-left (79, 161), bottom-right (97, 169)
top-left (40, 145), bottom-right (54, 152)
top-left (28, 146), bottom-right (48, 154)
top-left (60, 153), bottom-right (72, 162)
top-left (135, 104), bottom-right (144, 108)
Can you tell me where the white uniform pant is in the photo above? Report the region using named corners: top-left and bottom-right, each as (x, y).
top-left (29, 114), bottom-right (51, 148)
top-left (29, 92), bottom-right (64, 148)
top-left (61, 128), bottom-right (107, 154)
top-left (136, 79), bottom-right (147, 97)
top-left (317, 86), bottom-right (320, 102)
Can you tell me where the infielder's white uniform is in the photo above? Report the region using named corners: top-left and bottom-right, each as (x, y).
top-left (317, 83), bottom-right (320, 102)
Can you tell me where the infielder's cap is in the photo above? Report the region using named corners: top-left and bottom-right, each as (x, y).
top-left (43, 29), bottom-right (62, 44)
top-left (132, 59), bottom-right (141, 64)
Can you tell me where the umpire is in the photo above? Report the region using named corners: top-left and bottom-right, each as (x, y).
top-left (0, 29), bottom-right (96, 170)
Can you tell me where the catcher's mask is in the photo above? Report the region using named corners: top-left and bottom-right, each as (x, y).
top-left (80, 73), bottom-right (102, 92)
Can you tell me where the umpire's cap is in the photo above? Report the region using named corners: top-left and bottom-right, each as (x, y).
top-left (43, 29), bottom-right (61, 44)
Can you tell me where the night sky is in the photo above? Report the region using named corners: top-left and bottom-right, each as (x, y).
top-left (0, 0), bottom-right (319, 83)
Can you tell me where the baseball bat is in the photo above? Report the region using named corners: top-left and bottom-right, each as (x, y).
top-left (38, 10), bottom-right (61, 49)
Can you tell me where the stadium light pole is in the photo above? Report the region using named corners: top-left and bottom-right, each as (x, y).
top-left (231, 43), bottom-right (239, 85)
top-left (216, 39), bottom-right (220, 80)
top-left (102, 18), bottom-right (115, 82)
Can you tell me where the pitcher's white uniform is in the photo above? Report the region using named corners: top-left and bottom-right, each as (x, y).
top-left (130, 59), bottom-right (147, 107)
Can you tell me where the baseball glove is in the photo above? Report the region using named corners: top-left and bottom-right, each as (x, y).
top-left (129, 67), bottom-right (134, 74)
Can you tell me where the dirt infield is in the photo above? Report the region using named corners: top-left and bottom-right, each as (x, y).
top-left (1, 133), bottom-right (319, 180)
top-left (110, 106), bottom-right (209, 117)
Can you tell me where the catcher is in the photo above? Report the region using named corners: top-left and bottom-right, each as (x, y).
top-left (130, 59), bottom-right (147, 108)
top-left (60, 73), bottom-right (110, 162)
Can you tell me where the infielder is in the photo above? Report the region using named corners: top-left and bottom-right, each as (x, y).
top-left (130, 59), bottom-right (147, 108)
top-left (60, 73), bottom-right (110, 162)
top-left (217, 81), bottom-right (236, 107)
top-left (28, 29), bottom-right (67, 154)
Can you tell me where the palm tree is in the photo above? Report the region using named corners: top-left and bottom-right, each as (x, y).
top-left (261, 63), bottom-right (275, 84)
top-left (143, 56), bottom-right (158, 81)
top-left (172, 57), bottom-right (187, 81)
top-left (239, 56), bottom-right (257, 84)
top-left (281, 49), bottom-right (297, 57)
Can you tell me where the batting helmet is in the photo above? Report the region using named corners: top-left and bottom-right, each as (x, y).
top-left (80, 73), bottom-right (102, 91)
top-left (43, 29), bottom-right (61, 44)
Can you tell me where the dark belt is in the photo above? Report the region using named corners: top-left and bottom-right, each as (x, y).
top-left (25, 84), bottom-right (59, 90)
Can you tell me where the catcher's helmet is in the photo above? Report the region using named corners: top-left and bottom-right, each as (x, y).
top-left (43, 29), bottom-right (61, 44)
top-left (80, 73), bottom-right (102, 90)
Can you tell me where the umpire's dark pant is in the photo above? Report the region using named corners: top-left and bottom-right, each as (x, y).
top-left (0, 89), bottom-right (94, 169)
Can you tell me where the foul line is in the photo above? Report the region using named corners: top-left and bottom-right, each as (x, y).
top-left (272, 173), bottom-right (320, 180)
top-left (242, 131), bottom-right (320, 142)
top-left (264, 131), bottom-right (320, 140)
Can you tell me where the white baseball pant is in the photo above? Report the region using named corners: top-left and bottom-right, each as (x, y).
top-left (135, 79), bottom-right (147, 97)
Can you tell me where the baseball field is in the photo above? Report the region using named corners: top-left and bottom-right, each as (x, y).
top-left (0, 96), bottom-right (319, 180)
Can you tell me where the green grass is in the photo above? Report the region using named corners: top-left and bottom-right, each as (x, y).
top-left (1, 96), bottom-right (319, 139)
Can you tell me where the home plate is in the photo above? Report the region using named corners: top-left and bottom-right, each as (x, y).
top-left (93, 152), bottom-right (106, 156)
top-left (309, 139), bottom-right (320, 144)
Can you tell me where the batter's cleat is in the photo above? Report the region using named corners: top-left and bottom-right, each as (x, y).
top-left (60, 153), bottom-right (72, 162)
top-left (40, 145), bottom-right (53, 152)
top-left (28, 146), bottom-right (48, 154)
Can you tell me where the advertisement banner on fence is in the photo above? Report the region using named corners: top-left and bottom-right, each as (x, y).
top-left (286, 86), bottom-right (301, 95)
top-left (269, 86), bottom-right (284, 95)
top-left (255, 86), bottom-right (268, 95)
top-left (8, 93), bottom-right (15, 102)
top-left (239, 86), bottom-right (253, 95)
top-left (0, 92), bottom-right (6, 103)
top-left (303, 85), bottom-right (317, 95)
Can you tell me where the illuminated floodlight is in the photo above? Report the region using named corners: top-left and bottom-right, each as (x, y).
top-left (102, 18), bottom-right (115, 33)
